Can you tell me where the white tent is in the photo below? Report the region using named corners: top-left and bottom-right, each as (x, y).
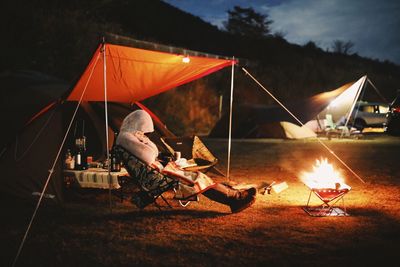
top-left (280, 121), bottom-right (318, 139)
top-left (316, 75), bottom-right (367, 126)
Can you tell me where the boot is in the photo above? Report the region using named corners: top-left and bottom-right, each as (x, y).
top-left (229, 187), bottom-right (257, 213)
top-left (202, 183), bottom-right (256, 213)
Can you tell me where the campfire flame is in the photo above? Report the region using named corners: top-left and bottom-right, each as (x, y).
top-left (301, 158), bottom-right (351, 190)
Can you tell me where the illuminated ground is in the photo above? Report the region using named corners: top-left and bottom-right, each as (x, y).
top-left (2, 133), bottom-right (399, 266)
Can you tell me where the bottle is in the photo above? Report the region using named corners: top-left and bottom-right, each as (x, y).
top-left (110, 149), bottom-right (121, 172)
top-left (74, 135), bottom-right (88, 170)
top-left (73, 119), bottom-right (88, 170)
top-left (74, 149), bottom-right (82, 170)
top-left (80, 136), bottom-right (88, 170)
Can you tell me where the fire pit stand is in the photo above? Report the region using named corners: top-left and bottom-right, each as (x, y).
top-left (303, 188), bottom-right (350, 217)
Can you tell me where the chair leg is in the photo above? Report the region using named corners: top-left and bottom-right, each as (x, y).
top-left (160, 195), bottom-right (173, 208)
top-left (153, 194), bottom-right (173, 209)
top-left (178, 200), bottom-right (191, 207)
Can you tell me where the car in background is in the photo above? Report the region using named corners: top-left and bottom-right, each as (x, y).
top-left (350, 101), bottom-right (389, 131)
top-left (385, 91), bottom-right (400, 136)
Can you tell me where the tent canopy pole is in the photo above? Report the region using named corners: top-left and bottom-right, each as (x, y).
top-left (101, 40), bottom-right (113, 212)
top-left (341, 76), bottom-right (367, 137)
top-left (226, 58), bottom-right (235, 179)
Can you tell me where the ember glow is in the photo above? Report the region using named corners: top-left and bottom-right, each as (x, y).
top-left (301, 158), bottom-right (351, 190)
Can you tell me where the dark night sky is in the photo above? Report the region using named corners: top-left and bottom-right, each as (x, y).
top-left (164, 0), bottom-right (400, 65)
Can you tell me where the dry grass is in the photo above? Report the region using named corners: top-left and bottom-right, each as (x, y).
top-left (1, 134), bottom-right (399, 267)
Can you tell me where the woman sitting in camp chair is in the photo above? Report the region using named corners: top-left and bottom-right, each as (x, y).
top-left (116, 110), bottom-right (257, 213)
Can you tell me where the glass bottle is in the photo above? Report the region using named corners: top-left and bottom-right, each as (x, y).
top-left (74, 149), bottom-right (82, 170)
top-left (80, 136), bottom-right (88, 170)
top-left (110, 149), bottom-right (121, 172)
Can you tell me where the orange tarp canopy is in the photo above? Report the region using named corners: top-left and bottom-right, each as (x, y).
top-left (67, 43), bottom-right (235, 102)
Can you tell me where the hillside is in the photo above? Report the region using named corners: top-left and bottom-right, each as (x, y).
top-left (1, 0), bottom-right (399, 135)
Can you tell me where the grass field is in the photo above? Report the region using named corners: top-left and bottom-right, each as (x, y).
top-left (1, 134), bottom-right (399, 267)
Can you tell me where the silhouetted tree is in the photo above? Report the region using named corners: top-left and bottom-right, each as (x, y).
top-left (303, 41), bottom-right (324, 52)
top-left (331, 40), bottom-right (355, 55)
top-left (224, 6), bottom-right (272, 38)
top-left (273, 30), bottom-right (287, 40)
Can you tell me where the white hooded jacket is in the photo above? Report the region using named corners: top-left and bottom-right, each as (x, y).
top-left (116, 110), bottom-right (158, 165)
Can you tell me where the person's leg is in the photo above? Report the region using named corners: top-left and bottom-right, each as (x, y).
top-left (202, 183), bottom-right (256, 213)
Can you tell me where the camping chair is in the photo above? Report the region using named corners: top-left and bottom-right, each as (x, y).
top-left (324, 114), bottom-right (362, 139)
top-left (113, 145), bottom-right (179, 209)
top-left (114, 145), bottom-right (199, 209)
top-left (160, 136), bottom-right (224, 176)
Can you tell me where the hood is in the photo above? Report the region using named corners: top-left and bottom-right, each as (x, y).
top-left (119, 110), bottom-right (154, 134)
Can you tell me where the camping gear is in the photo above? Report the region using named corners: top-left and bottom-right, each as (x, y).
top-left (301, 158), bottom-right (352, 216)
top-left (113, 145), bottom-right (178, 209)
top-left (324, 114), bottom-right (362, 139)
top-left (303, 186), bottom-right (350, 217)
top-left (8, 36), bottom-right (237, 267)
top-left (63, 167), bottom-right (128, 189)
top-left (209, 79), bottom-right (356, 139)
top-left (0, 38), bottom-right (234, 203)
top-left (210, 74), bottom-right (385, 139)
top-left (0, 100), bottom-right (172, 202)
top-left (270, 181), bottom-right (289, 194)
top-left (161, 136), bottom-right (224, 175)
top-left (115, 144), bottom-right (210, 209)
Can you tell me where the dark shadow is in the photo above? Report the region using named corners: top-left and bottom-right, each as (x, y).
top-left (101, 208), bottom-right (228, 222)
top-left (343, 207), bottom-right (394, 217)
top-left (256, 203), bottom-right (398, 219)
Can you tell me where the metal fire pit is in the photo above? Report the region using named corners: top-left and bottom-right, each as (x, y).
top-left (303, 187), bottom-right (350, 217)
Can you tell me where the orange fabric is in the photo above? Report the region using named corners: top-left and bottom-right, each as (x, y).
top-left (67, 44), bottom-right (235, 102)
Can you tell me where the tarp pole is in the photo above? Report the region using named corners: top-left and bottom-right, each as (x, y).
top-left (241, 67), bottom-right (365, 184)
top-left (101, 41), bottom-right (112, 212)
top-left (12, 51), bottom-right (101, 267)
top-left (227, 58), bottom-right (235, 179)
top-left (341, 76), bottom-right (367, 137)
